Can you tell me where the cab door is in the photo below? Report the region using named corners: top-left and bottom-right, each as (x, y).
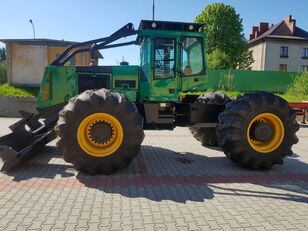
top-left (179, 36), bottom-right (206, 92)
top-left (150, 37), bottom-right (178, 101)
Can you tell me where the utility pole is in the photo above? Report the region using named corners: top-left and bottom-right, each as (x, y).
top-left (152, 0), bottom-right (155, 21)
top-left (29, 19), bottom-right (36, 39)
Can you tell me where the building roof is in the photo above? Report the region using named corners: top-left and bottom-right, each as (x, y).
top-left (0, 38), bottom-right (77, 46)
top-left (248, 15), bottom-right (308, 46)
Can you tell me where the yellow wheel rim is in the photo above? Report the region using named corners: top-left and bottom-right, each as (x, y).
top-left (247, 113), bottom-right (284, 154)
top-left (77, 113), bottom-right (123, 157)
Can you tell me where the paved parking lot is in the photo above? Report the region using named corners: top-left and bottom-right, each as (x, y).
top-left (0, 117), bottom-right (307, 230)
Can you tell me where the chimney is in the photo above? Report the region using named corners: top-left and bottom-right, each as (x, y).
top-left (284, 15), bottom-right (296, 35)
top-left (249, 22), bottom-right (269, 41)
top-left (250, 26), bottom-right (259, 40)
top-left (259, 22), bottom-right (269, 34)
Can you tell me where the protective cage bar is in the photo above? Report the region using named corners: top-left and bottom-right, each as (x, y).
top-left (51, 23), bottom-right (138, 66)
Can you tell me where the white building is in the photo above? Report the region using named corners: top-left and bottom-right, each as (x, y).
top-left (248, 15), bottom-right (308, 72)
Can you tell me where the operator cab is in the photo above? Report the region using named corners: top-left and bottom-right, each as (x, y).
top-left (137, 20), bottom-right (207, 102)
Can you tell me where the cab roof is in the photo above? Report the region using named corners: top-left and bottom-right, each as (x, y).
top-left (138, 20), bottom-right (204, 32)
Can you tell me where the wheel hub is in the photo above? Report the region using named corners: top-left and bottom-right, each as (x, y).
top-left (253, 123), bottom-right (274, 142)
top-left (89, 121), bottom-right (114, 144)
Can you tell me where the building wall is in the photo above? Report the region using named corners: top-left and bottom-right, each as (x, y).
top-left (48, 46), bottom-right (66, 64)
top-left (6, 43), bottom-right (92, 86)
top-left (264, 40), bottom-right (308, 71)
top-left (47, 46), bottom-right (90, 66)
top-left (9, 43), bottom-right (47, 86)
top-left (249, 42), bottom-right (266, 70)
top-left (250, 40), bottom-right (308, 72)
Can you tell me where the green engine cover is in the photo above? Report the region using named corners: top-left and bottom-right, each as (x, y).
top-left (37, 65), bottom-right (141, 109)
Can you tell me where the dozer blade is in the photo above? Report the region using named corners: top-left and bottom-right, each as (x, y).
top-left (0, 146), bottom-right (19, 172)
top-left (0, 107), bottom-right (60, 172)
top-left (0, 127), bottom-right (56, 172)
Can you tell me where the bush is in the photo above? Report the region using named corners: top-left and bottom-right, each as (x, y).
top-left (0, 83), bottom-right (38, 97)
top-left (286, 73), bottom-right (308, 101)
top-left (0, 62), bottom-right (6, 83)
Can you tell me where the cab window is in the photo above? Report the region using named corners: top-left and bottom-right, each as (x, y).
top-left (181, 37), bottom-right (204, 76)
top-left (154, 38), bottom-right (176, 79)
top-left (140, 37), bottom-right (150, 67)
top-left (140, 37), bottom-right (151, 81)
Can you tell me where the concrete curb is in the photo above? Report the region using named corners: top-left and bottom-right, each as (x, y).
top-left (0, 96), bottom-right (38, 117)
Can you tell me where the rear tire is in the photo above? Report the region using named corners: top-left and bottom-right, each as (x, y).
top-left (216, 92), bottom-right (299, 170)
top-left (190, 92), bottom-right (231, 146)
top-left (55, 89), bottom-right (144, 175)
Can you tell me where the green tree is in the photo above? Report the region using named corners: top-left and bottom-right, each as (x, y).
top-left (207, 49), bottom-right (231, 69)
top-left (0, 47), bottom-right (6, 62)
top-left (195, 3), bottom-right (253, 69)
top-left (237, 44), bottom-right (254, 70)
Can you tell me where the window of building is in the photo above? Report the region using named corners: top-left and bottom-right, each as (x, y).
top-left (154, 38), bottom-right (175, 79)
top-left (302, 48), bottom-right (308, 59)
top-left (280, 46), bottom-right (288, 58)
top-left (302, 65), bottom-right (308, 72)
top-left (181, 37), bottom-right (204, 76)
top-left (279, 64), bottom-right (288, 72)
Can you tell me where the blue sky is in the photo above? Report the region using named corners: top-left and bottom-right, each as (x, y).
top-left (0, 0), bottom-right (307, 65)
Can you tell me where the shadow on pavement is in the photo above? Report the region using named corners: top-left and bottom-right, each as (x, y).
top-left (5, 145), bottom-right (75, 181)
top-left (78, 176), bottom-right (215, 203)
top-left (4, 144), bottom-right (308, 203)
top-left (77, 145), bottom-right (308, 203)
top-left (209, 184), bottom-right (308, 203)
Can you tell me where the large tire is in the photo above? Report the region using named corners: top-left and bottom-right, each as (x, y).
top-left (216, 92), bottom-right (299, 170)
top-left (55, 89), bottom-right (144, 175)
top-left (190, 92), bottom-right (231, 146)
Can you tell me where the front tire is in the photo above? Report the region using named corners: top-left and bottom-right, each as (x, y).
top-left (55, 89), bottom-right (144, 175)
top-left (216, 92), bottom-right (299, 170)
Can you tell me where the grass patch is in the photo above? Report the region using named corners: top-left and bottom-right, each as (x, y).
top-left (284, 72), bottom-right (308, 101)
top-left (0, 83), bottom-right (39, 97)
top-left (276, 93), bottom-right (303, 102)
